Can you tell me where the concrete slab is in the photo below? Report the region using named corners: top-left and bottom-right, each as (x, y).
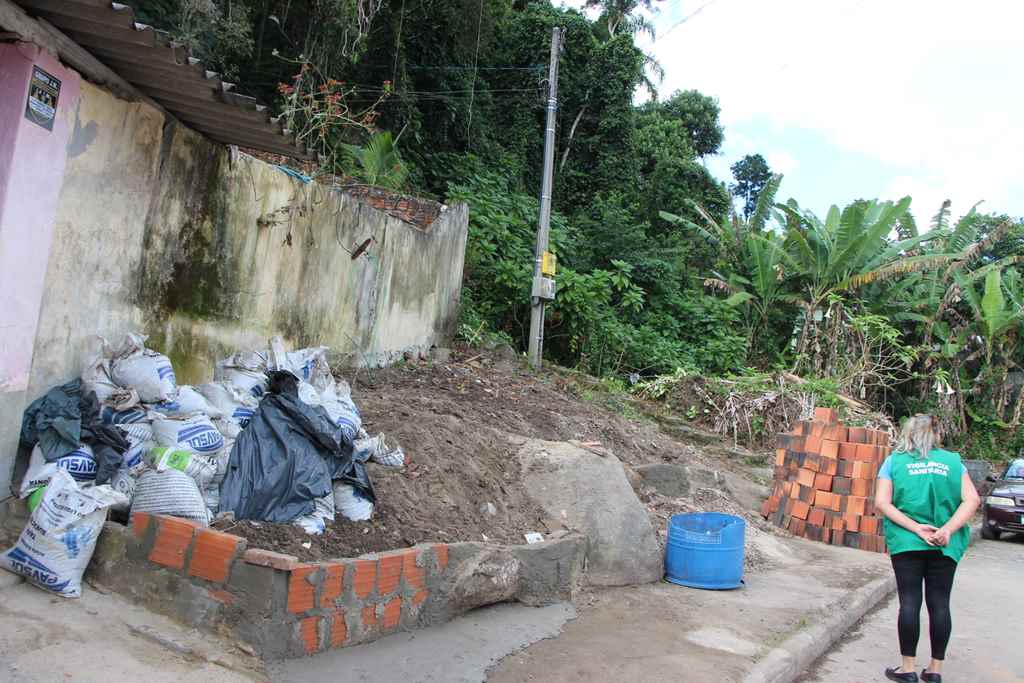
top-left (268, 602), bottom-right (575, 683)
top-left (488, 535), bottom-right (891, 683)
top-left (0, 581), bottom-right (264, 682)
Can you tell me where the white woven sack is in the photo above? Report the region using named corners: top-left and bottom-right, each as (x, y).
top-left (333, 482), bottom-right (373, 521)
top-left (151, 414), bottom-right (225, 457)
top-left (18, 445), bottom-right (97, 498)
top-left (197, 382), bottom-right (258, 427)
top-left (1, 469), bottom-right (127, 597)
top-left (130, 469), bottom-right (209, 526)
top-left (108, 333), bottom-right (177, 403)
top-left (151, 386), bottom-right (223, 419)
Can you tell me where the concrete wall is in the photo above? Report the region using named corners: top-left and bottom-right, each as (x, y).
top-left (0, 43), bottom-right (80, 491)
top-left (1, 75), bottom-right (467, 492)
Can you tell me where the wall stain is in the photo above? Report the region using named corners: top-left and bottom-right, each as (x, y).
top-left (66, 101), bottom-right (97, 159)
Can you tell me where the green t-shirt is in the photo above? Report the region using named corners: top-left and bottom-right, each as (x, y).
top-left (882, 448), bottom-right (970, 562)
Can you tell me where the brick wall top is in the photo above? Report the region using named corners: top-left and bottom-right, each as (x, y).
top-left (342, 186), bottom-right (443, 231)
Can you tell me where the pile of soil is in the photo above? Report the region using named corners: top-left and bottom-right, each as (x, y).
top-left (216, 346), bottom-right (778, 564)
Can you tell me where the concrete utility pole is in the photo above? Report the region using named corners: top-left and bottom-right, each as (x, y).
top-left (527, 26), bottom-right (564, 369)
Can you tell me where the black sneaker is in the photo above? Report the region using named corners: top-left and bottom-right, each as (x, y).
top-left (885, 668), bottom-right (919, 682)
top-left (921, 670), bottom-right (942, 682)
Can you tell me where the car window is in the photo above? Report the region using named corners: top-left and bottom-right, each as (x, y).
top-left (1004, 460), bottom-right (1024, 480)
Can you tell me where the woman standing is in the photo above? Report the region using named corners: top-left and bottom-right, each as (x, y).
top-left (874, 414), bottom-right (980, 683)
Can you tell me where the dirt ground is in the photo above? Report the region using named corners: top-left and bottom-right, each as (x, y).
top-left (213, 345), bottom-right (791, 566)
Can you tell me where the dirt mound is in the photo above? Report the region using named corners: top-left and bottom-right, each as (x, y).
top-left (214, 347), bottom-right (782, 565)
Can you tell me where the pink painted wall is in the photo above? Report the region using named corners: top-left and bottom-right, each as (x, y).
top-left (0, 43), bottom-right (80, 392)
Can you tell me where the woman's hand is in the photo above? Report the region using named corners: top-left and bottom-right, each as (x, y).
top-left (914, 524), bottom-right (939, 544)
top-left (930, 527), bottom-right (951, 547)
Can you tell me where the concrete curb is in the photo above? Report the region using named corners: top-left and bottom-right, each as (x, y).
top-left (743, 522), bottom-right (984, 683)
top-left (742, 573), bottom-right (896, 683)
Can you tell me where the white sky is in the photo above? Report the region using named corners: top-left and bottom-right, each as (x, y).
top-left (560, 0), bottom-right (1024, 222)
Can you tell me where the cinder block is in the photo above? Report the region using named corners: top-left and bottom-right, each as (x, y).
top-left (188, 528), bottom-right (245, 583)
top-left (288, 564), bottom-right (319, 614)
top-left (148, 515), bottom-right (199, 571)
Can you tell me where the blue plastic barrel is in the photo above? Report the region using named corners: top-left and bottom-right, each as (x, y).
top-left (665, 512), bottom-right (745, 590)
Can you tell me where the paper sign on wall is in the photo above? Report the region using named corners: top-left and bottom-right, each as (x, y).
top-left (25, 66), bottom-right (61, 131)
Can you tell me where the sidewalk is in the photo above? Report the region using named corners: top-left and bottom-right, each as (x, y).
top-left (488, 535), bottom-right (890, 683)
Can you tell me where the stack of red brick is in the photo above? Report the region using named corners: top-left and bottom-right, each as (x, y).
top-left (760, 407), bottom-right (892, 553)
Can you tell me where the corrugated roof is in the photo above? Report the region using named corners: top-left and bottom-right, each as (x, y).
top-left (12, 0), bottom-right (310, 159)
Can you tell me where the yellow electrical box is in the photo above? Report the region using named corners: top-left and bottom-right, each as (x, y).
top-left (542, 251), bottom-right (557, 277)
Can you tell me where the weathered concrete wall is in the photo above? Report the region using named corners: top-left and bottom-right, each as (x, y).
top-left (85, 513), bottom-right (583, 659)
top-left (0, 43), bottom-right (81, 490)
top-left (2, 76), bottom-right (467, 492)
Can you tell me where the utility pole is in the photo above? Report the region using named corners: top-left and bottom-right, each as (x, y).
top-left (528, 26), bottom-right (564, 369)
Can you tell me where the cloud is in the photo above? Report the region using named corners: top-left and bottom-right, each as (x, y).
top-left (563, 0), bottom-right (1024, 218)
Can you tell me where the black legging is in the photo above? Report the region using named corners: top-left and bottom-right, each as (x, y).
top-left (891, 550), bottom-right (958, 660)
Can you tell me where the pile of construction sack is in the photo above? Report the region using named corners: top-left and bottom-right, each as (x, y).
top-left (1, 333), bottom-right (404, 597)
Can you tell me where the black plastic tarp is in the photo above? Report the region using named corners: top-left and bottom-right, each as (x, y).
top-left (218, 372), bottom-right (374, 522)
top-left (14, 379), bottom-right (129, 491)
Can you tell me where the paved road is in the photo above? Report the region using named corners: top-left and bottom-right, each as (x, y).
top-left (799, 535), bottom-right (1024, 683)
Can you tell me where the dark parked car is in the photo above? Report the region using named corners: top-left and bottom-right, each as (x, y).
top-left (982, 458), bottom-right (1024, 540)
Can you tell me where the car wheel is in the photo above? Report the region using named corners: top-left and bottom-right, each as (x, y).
top-left (981, 524), bottom-right (1000, 541)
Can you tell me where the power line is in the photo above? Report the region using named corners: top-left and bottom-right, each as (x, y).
top-left (466, 0), bottom-right (485, 149)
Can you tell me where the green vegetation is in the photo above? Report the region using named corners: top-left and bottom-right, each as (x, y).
top-left (128, 1), bottom-right (1024, 460)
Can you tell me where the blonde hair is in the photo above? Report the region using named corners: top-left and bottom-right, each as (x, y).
top-left (895, 414), bottom-right (939, 459)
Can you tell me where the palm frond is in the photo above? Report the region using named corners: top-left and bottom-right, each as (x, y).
top-left (749, 174), bottom-right (783, 233)
top-left (930, 199), bottom-right (952, 234)
top-left (844, 253), bottom-right (956, 289)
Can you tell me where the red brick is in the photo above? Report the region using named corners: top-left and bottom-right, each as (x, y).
top-left (243, 548), bottom-right (299, 571)
top-left (761, 500), bottom-right (771, 517)
top-left (288, 564), bottom-right (319, 614)
top-left (322, 563), bottom-right (345, 605)
top-left (381, 597), bottom-right (401, 630)
top-left (808, 508), bottom-right (826, 527)
top-left (814, 407), bottom-right (838, 424)
top-left (820, 456), bottom-right (838, 476)
top-left (856, 443), bottom-right (880, 463)
top-left (844, 513), bottom-right (861, 533)
top-left (831, 514), bottom-right (845, 530)
top-left (847, 496), bottom-right (867, 516)
top-left (805, 436), bottom-right (823, 454)
top-left (814, 491), bottom-right (832, 509)
top-left (838, 442), bottom-right (858, 461)
top-left (775, 449), bottom-right (787, 466)
top-left (188, 528), bottom-right (244, 583)
top-left (792, 500), bottom-right (811, 520)
top-left (299, 616), bottom-right (320, 654)
top-left (831, 529), bottom-right (845, 546)
top-left (434, 544), bottom-right (449, 571)
top-left (362, 604), bottom-right (377, 631)
top-left (820, 440), bottom-right (840, 459)
top-left (131, 512), bottom-right (152, 540)
top-left (353, 560), bottom-right (377, 599)
top-left (412, 590), bottom-right (428, 606)
top-left (848, 427), bottom-right (867, 444)
top-left (148, 516), bottom-right (198, 570)
top-left (378, 552), bottom-right (406, 596)
top-left (831, 494), bottom-right (842, 513)
top-left (330, 610), bottom-right (348, 648)
top-left (851, 478), bottom-right (871, 498)
top-left (796, 468), bottom-right (816, 487)
top-left (814, 472), bottom-right (833, 491)
top-left (208, 589), bottom-right (237, 604)
top-left (403, 550), bottom-right (426, 591)
top-left (860, 516), bottom-right (880, 535)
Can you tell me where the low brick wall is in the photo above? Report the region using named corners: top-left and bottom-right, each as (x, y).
top-left (85, 513), bottom-right (584, 659)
